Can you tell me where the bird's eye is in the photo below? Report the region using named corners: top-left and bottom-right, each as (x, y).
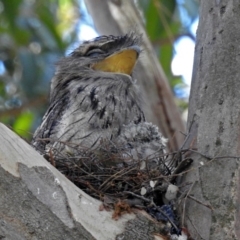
top-left (86, 48), bottom-right (105, 57)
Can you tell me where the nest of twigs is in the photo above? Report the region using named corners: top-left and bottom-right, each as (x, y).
top-left (42, 139), bottom-right (193, 234)
top-left (46, 139), bottom-right (174, 204)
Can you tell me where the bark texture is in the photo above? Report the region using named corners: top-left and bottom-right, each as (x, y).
top-left (0, 123), bottom-right (169, 240)
top-left (84, 0), bottom-right (185, 151)
top-left (182, 1), bottom-right (240, 239)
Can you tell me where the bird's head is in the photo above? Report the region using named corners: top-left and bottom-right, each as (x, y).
top-left (51, 33), bottom-right (142, 99)
top-left (64, 33), bottom-right (142, 77)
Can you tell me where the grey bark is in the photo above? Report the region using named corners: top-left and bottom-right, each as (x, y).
top-left (84, 0), bottom-right (185, 151)
top-left (181, 1), bottom-right (240, 239)
top-left (0, 123), bottom-right (169, 240)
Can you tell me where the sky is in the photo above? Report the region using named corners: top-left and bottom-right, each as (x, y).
top-left (171, 18), bottom-right (198, 95)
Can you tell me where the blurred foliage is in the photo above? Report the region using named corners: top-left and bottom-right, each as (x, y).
top-left (139, 0), bottom-right (198, 90)
top-left (0, 0), bottom-right (79, 140)
top-left (0, 0), bottom-right (198, 140)
top-left (13, 110), bottom-right (34, 138)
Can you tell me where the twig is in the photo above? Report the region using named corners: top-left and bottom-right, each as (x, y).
top-left (0, 95), bottom-right (47, 118)
top-left (189, 149), bottom-right (240, 160)
top-left (99, 167), bottom-right (137, 191)
top-left (178, 189), bottom-right (213, 210)
top-left (123, 191), bottom-right (151, 203)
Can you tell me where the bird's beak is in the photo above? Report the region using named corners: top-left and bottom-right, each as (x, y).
top-left (91, 48), bottom-right (139, 75)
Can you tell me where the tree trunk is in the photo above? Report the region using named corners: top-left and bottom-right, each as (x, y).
top-left (84, 0), bottom-right (185, 151)
top-left (0, 123), bottom-right (170, 240)
top-left (181, 1), bottom-right (240, 239)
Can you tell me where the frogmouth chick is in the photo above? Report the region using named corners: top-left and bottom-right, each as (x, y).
top-left (32, 33), bottom-right (166, 168)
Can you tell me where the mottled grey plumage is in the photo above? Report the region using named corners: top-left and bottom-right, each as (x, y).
top-left (32, 33), bottom-right (166, 167)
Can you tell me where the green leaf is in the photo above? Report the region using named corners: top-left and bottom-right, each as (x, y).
top-left (0, 80), bottom-right (6, 97)
top-left (144, 0), bottom-right (177, 40)
top-left (1, 0), bottom-right (22, 30)
top-left (0, 0), bottom-right (30, 45)
top-left (13, 111), bottom-right (34, 139)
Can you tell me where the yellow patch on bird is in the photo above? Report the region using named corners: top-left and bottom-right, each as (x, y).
top-left (92, 49), bottom-right (138, 75)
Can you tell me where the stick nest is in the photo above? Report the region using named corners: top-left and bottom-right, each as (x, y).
top-left (44, 139), bottom-right (175, 207)
top-left (39, 138), bottom-right (194, 235)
